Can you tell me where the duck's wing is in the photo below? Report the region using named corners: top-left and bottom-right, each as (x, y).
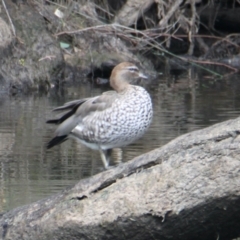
top-left (74, 91), bottom-right (118, 119)
top-left (46, 91), bottom-right (118, 149)
top-left (46, 91), bottom-right (116, 124)
top-left (46, 98), bottom-right (89, 125)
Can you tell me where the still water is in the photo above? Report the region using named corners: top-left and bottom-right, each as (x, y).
top-left (1, 70), bottom-right (240, 211)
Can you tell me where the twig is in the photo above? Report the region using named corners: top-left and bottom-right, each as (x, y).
top-left (55, 23), bottom-right (239, 76)
top-left (42, 0), bottom-right (102, 25)
top-left (179, 57), bottom-right (238, 72)
top-left (38, 55), bottom-right (56, 61)
top-left (55, 24), bottom-right (112, 36)
top-left (187, 0), bottom-right (197, 55)
top-left (2, 0), bottom-right (16, 36)
top-left (158, 0), bottom-right (183, 29)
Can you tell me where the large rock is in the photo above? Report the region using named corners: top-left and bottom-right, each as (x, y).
top-left (1, 116), bottom-right (240, 239)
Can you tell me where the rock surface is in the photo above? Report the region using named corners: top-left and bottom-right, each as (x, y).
top-left (1, 116), bottom-right (240, 240)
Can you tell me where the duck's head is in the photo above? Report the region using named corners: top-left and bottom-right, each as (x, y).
top-left (110, 62), bottom-right (147, 92)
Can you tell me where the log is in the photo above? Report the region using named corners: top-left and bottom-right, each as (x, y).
top-left (113, 0), bottom-right (154, 26)
top-left (1, 117), bottom-right (240, 240)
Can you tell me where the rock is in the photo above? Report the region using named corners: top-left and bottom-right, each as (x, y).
top-left (1, 117), bottom-right (240, 239)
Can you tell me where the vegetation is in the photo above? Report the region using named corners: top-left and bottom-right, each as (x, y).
top-left (34, 0), bottom-right (240, 73)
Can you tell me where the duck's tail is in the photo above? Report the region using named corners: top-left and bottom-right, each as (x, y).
top-left (46, 135), bottom-right (68, 149)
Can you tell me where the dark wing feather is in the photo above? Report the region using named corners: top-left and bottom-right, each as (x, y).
top-left (46, 99), bottom-right (88, 125)
top-left (46, 135), bottom-right (68, 149)
top-left (52, 99), bottom-right (88, 112)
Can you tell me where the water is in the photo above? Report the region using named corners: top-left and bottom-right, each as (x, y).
top-left (1, 70), bottom-right (240, 211)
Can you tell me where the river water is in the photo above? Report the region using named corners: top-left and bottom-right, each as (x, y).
top-left (1, 69), bottom-right (240, 211)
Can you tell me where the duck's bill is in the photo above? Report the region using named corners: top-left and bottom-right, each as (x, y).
top-left (138, 72), bottom-right (148, 79)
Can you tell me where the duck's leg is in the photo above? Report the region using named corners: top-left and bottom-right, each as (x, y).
top-left (99, 148), bottom-right (110, 169)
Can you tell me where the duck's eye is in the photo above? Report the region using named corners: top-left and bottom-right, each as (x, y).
top-left (127, 66), bottom-right (139, 72)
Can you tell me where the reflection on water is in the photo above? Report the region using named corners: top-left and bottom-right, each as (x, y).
top-left (1, 70), bottom-right (240, 211)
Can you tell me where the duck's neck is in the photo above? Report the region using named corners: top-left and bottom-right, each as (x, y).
top-left (110, 77), bottom-right (130, 93)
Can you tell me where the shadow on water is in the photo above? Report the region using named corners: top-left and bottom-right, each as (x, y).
top-left (1, 68), bottom-right (240, 211)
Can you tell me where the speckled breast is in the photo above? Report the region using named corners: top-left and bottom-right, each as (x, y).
top-left (77, 86), bottom-right (152, 149)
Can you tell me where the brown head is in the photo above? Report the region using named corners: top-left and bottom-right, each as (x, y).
top-left (110, 62), bottom-right (147, 92)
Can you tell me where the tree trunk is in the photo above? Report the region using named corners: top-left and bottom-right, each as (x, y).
top-left (1, 117), bottom-right (240, 240)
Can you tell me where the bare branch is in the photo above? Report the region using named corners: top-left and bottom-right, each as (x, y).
top-left (1, 0), bottom-right (16, 36)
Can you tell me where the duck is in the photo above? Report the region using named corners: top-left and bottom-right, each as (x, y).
top-left (46, 62), bottom-right (153, 169)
